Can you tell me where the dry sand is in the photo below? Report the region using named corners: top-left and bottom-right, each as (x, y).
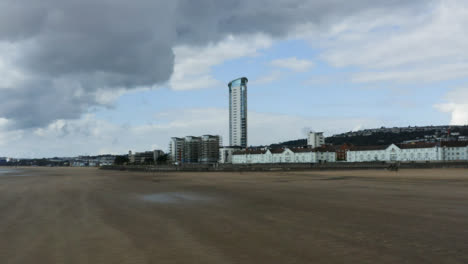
top-left (0, 167), bottom-right (468, 263)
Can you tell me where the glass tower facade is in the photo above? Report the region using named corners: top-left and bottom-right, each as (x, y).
top-left (228, 77), bottom-right (248, 148)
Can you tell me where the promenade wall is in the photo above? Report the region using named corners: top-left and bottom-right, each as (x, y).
top-left (101, 161), bottom-right (468, 172)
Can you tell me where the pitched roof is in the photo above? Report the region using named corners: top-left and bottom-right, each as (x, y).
top-left (398, 142), bottom-right (438, 149)
top-left (270, 148), bottom-right (285, 154)
top-left (313, 145), bottom-right (337, 152)
top-left (441, 141), bottom-right (468, 147)
top-left (232, 149), bottom-right (267, 155)
top-left (349, 145), bottom-right (390, 151)
top-left (290, 148), bottom-right (314, 153)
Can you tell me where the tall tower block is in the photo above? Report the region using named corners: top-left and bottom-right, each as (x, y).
top-left (228, 77), bottom-right (248, 148)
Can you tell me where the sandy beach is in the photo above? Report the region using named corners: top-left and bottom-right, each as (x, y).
top-left (0, 167), bottom-right (467, 263)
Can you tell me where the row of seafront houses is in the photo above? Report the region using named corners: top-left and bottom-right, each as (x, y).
top-left (220, 132), bottom-right (468, 164)
top-left (227, 146), bottom-right (337, 164)
top-left (227, 141), bottom-right (468, 164)
top-left (167, 132), bottom-right (468, 165)
top-left (348, 141), bottom-right (468, 162)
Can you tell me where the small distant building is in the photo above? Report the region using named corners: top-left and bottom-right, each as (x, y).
top-left (399, 143), bottom-right (440, 162)
top-left (307, 132), bottom-right (325, 149)
top-left (347, 144), bottom-right (401, 162)
top-left (233, 148), bottom-right (269, 164)
top-left (314, 145), bottom-right (337, 163)
top-left (335, 143), bottom-right (352, 161)
top-left (135, 151), bottom-right (153, 164)
top-left (219, 146), bottom-right (243, 164)
top-left (153, 150), bottom-right (164, 163)
top-left (129, 150), bottom-right (164, 164)
top-left (441, 141), bottom-right (468, 161)
top-left (98, 155), bottom-right (116, 166)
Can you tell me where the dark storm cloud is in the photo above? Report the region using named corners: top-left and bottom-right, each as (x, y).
top-left (0, 0), bottom-right (430, 128)
top-left (0, 80), bottom-right (94, 128)
top-left (17, 0), bottom-right (176, 86)
top-left (174, 0), bottom-right (430, 43)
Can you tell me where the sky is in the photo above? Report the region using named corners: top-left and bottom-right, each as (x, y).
top-left (0, 0), bottom-right (468, 158)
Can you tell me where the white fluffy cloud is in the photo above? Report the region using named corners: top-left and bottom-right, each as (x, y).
top-left (294, 0), bottom-right (468, 124)
top-left (352, 63), bottom-right (468, 83)
top-left (270, 57), bottom-right (314, 72)
top-left (435, 88), bottom-right (468, 125)
top-left (316, 0), bottom-right (468, 83)
top-left (250, 57), bottom-right (314, 85)
top-left (169, 34), bottom-right (272, 90)
top-left (250, 71), bottom-right (283, 85)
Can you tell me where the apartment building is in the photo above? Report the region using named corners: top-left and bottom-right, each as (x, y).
top-left (170, 135), bottom-right (221, 164)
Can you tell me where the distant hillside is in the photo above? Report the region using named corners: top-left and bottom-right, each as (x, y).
top-left (327, 131), bottom-right (440, 146)
top-left (269, 125), bottom-right (468, 148)
top-left (270, 139), bottom-right (307, 149)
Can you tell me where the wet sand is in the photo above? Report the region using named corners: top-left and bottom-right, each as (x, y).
top-left (0, 167), bottom-right (468, 263)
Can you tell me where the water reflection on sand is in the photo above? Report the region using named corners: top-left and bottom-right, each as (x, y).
top-left (0, 168), bottom-right (24, 176)
top-left (141, 192), bottom-right (215, 204)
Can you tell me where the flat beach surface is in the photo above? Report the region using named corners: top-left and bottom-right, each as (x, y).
top-left (1, 167), bottom-right (468, 263)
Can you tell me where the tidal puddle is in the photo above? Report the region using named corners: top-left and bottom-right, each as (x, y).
top-left (0, 169), bottom-right (25, 176)
top-left (141, 192), bottom-right (214, 204)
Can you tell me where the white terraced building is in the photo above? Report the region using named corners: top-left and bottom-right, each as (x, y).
top-left (441, 141), bottom-right (468, 161)
top-left (347, 142), bottom-right (468, 162)
top-left (229, 141), bottom-right (468, 164)
top-left (232, 147), bottom-right (336, 164)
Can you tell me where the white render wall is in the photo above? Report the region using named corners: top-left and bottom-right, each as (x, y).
top-left (347, 144), bottom-right (468, 162)
top-left (307, 132), bottom-right (325, 148)
top-left (347, 144), bottom-right (399, 162)
top-left (219, 147), bottom-right (237, 164)
top-left (291, 152), bottom-right (315, 163)
top-left (400, 147), bottom-right (440, 162)
top-left (231, 145), bottom-right (468, 164)
top-left (232, 148), bottom-right (335, 164)
top-left (443, 146), bottom-right (468, 161)
top-left (232, 153), bottom-right (268, 164)
top-left (316, 151), bottom-right (336, 163)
